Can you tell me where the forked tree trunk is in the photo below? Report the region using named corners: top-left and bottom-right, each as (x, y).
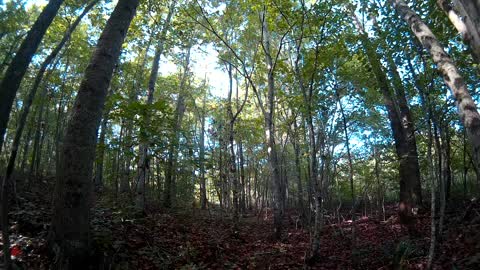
top-left (48, 0), bottom-right (139, 268)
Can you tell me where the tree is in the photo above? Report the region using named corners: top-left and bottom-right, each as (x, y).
top-left (0, 0), bottom-right (65, 154)
top-left (48, 0), bottom-right (139, 267)
top-left (352, 12), bottom-right (422, 230)
top-left (437, 0), bottom-right (480, 63)
top-left (391, 0), bottom-right (480, 188)
top-left (0, 2), bottom-right (98, 268)
top-left (164, 44), bottom-right (192, 208)
top-left (136, 0), bottom-right (176, 212)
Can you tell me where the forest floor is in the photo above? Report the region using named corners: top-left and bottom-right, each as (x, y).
top-left (2, 180), bottom-right (480, 269)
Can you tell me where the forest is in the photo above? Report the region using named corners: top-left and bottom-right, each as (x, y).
top-left (0, 0), bottom-right (480, 269)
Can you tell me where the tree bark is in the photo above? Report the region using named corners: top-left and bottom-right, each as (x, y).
top-left (391, 0), bottom-right (480, 185)
top-left (260, 10), bottom-right (284, 240)
top-left (163, 45), bottom-right (191, 208)
top-left (95, 107), bottom-right (109, 192)
top-left (20, 120), bottom-right (33, 173)
top-left (48, 0), bottom-right (139, 268)
top-left (136, 0), bottom-right (176, 212)
top-left (426, 97), bottom-right (437, 270)
top-left (354, 14), bottom-right (421, 229)
top-left (0, 0), bottom-right (65, 155)
top-left (29, 54), bottom-right (65, 181)
top-left (238, 139), bottom-right (246, 214)
top-left (199, 86), bottom-right (207, 210)
top-left (2, 0), bottom-right (97, 204)
top-left (385, 53), bottom-right (423, 205)
top-left (337, 91), bottom-right (356, 254)
top-left (292, 120), bottom-right (305, 218)
top-left (225, 62), bottom-right (240, 223)
top-left (437, 0), bottom-right (480, 62)
top-left (120, 33), bottom-right (154, 195)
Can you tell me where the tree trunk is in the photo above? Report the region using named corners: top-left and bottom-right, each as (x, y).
top-left (95, 110), bottom-right (109, 192)
top-left (114, 120), bottom-right (125, 199)
top-left (354, 14), bottom-right (421, 228)
top-left (463, 128), bottom-right (468, 199)
top-left (37, 97), bottom-right (51, 176)
top-left (48, 0), bottom-right (139, 268)
top-left (457, 0), bottom-right (480, 30)
top-left (261, 10), bottom-right (283, 239)
top-left (437, 0), bottom-right (480, 62)
top-left (4, 0), bottom-right (96, 193)
top-left (163, 45), bottom-right (191, 208)
top-left (292, 120), bottom-right (305, 217)
top-left (136, 0), bottom-right (176, 212)
top-left (239, 139), bottom-right (246, 214)
top-left (385, 53), bottom-right (423, 205)
top-left (391, 0), bottom-right (480, 181)
top-left (0, 0), bottom-right (65, 155)
top-left (441, 121), bottom-right (453, 202)
top-left (373, 146), bottom-right (384, 219)
top-left (120, 32), bottom-right (154, 195)
top-left (292, 18), bottom-right (322, 256)
top-left (119, 128), bottom-right (132, 194)
top-left (225, 62), bottom-right (239, 223)
top-left (199, 88), bottom-right (207, 210)
top-left (20, 120), bottom-right (33, 173)
top-left (0, 33), bottom-right (25, 76)
top-left (426, 100), bottom-right (437, 270)
top-left (30, 97), bottom-right (45, 180)
top-left (337, 91), bottom-right (356, 255)
top-left (29, 54), bottom-right (65, 181)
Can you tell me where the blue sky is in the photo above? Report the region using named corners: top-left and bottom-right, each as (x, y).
top-left (20, 0), bottom-right (230, 98)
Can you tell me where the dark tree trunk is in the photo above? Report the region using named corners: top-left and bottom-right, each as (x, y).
top-left (29, 54), bottom-right (64, 181)
top-left (20, 120), bottom-right (33, 173)
top-left (386, 53), bottom-right (423, 205)
top-left (2, 0), bottom-right (97, 203)
top-left (0, 0), bottom-right (65, 155)
top-left (95, 112), bottom-right (108, 192)
top-left (0, 33), bottom-right (25, 76)
top-left (48, 0), bottom-right (139, 268)
top-left (354, 16), bottom-right (422, 228)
